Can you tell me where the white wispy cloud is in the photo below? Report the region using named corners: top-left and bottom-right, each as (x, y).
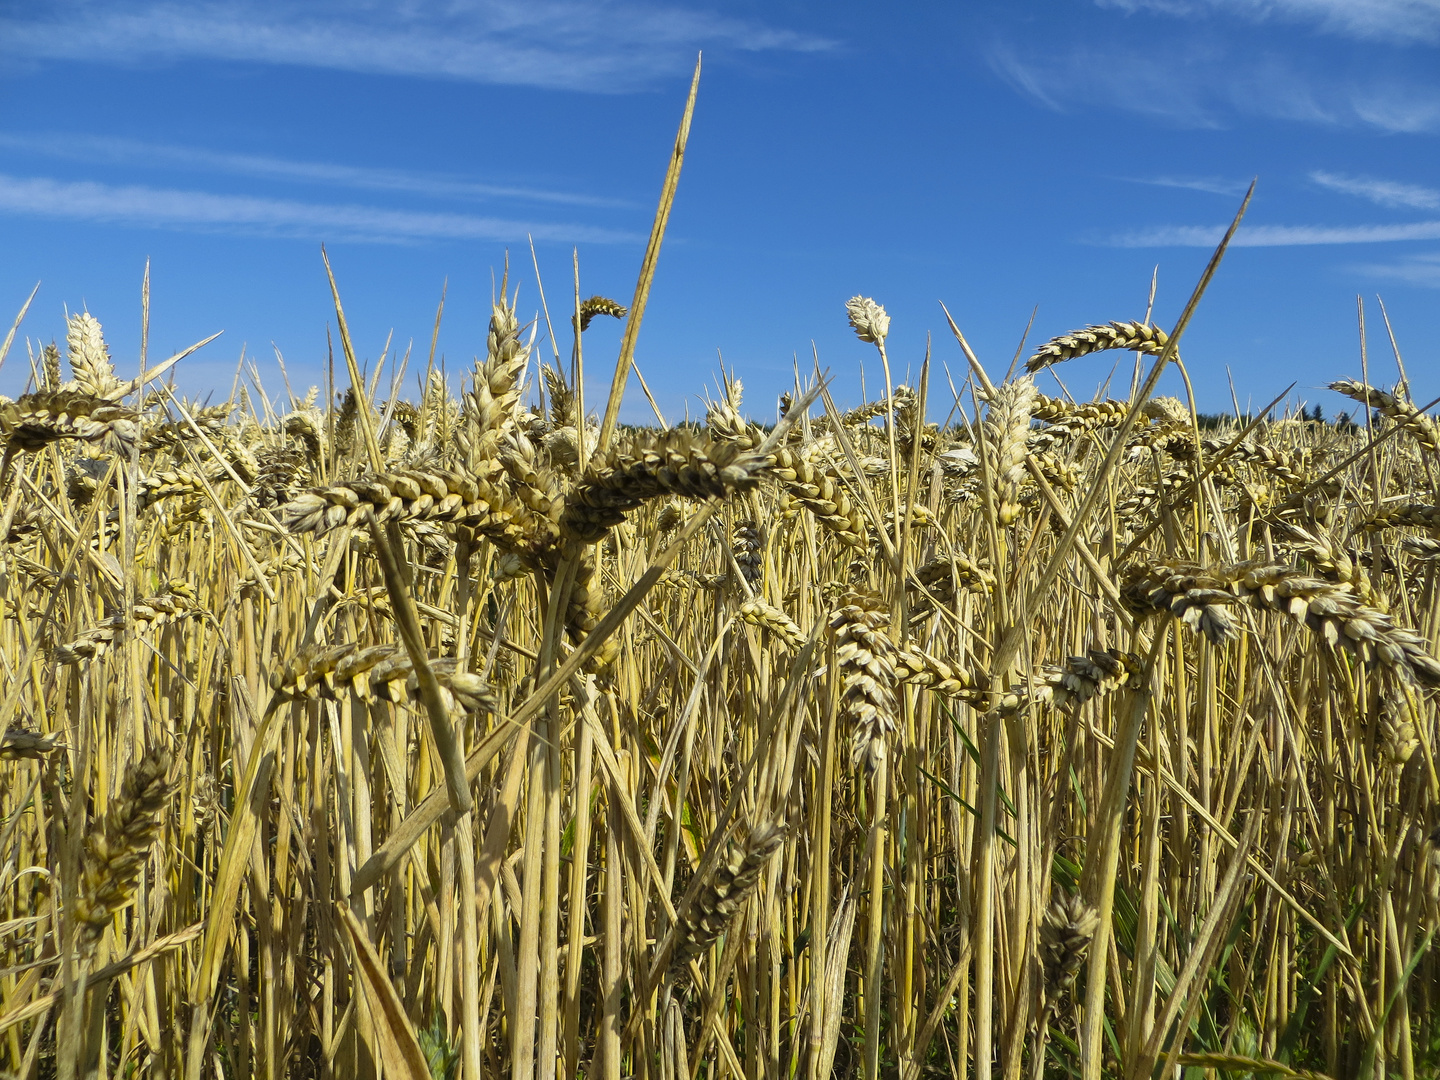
top-left (1097, 0), bottom-right (1440, 45)
top-left (0, 132), bottom-right (631, 209)
top-left (1311, 171), bottom-right (1440, 210)
top-left (1119, 175), bottom-right (1254, 196)
top-left (0, 1), bottom-right (834, 92)
top-left (992, 0), bottom-right (1440, 135)
top-left (0, 174), bottom-right (642, 245)
top-left (990, 40), bottom-right (1440, 133)
top-left (1350, 86), bottom-right (1440, 131)
top-left (988, 44), bottom-right (1223, 128)
top-left (989, 41), bottom-right (1428, 132)
top-left (1106, 220), bottom-right (1440, 246)
top-left (1353, 252), bottom-right (1440, 286)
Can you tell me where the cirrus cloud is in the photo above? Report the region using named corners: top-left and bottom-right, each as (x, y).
top-left (1104, 220), bottom-right (1440, 246)
top-left (1096, 0), bottom-right (1440, 44)
top-left (1311, 171), bottom-right (1440, 210)
top-left (0, 173), bottom-right (642, 245)
top-left (0, 0), bottom-right (836, 93)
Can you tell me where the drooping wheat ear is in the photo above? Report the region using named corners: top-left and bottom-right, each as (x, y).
top-left (1225, 560), bottom-right (1440, 688)
top-left (1399, 534), bottom-right (1440, 560)
top-left (1219, 440), bottom-right (1310, 487)
top-left (893, 646), bottom-right (983, 702)
top-left (895, 389), bottom-right (937, 456)
top-left (1144, 396), bottom-right (1191, 426)
top-left (574, 295), bottom-right (629, 332)
top-left (907, 552), bottom-right (995, 619)
top-left (819, 386), bottom-right (916, 434)
top-left (738, 598), bottom-right (806, 650)
top-left (54, 582), bottom-right (204, 664)
top-left (982, 378), bottom-right (1037, 525)
top-left (63, 456), bottom-right (106, 507)
top-left (250, 447), bottom-right (311, 509)
top-left (468, 291), bottom-right (533, 456)
top-left (1044, 648), bottom-right (1146, 707)
top-left (1124, 556), bottom-right (1440, 687)
top-left (829, 595), bottom-right (898, 771)
top-left (142, 402), bottom-right (236, 453)
top-left (1024, 320), bottom-right (1171, 374)
top-left (840, 395), bottom-right (894, 429)
top-left (1364, 503), bottom-right (1440, 534)
top-left (542, 424), bottom-right (590, 468)
top-left (1275, 523), bottom-right (1381, 607)
top-left (919, 552), bottom-right (996, 593)
top-left (284, 409), bottom-right (327, 464)
top-left (1032, 450), bottom-right (1080, 492)
top-left (1029, 397), bottom-right (1130, 453)
top-left (41, 341), bottom-right (63, 391)
top-left (656, 501), bottom-right (683, 532)
top-left (1329, 378), bottom-right (1440, 454)
top-left (238, 551), bottom-right (309, 598)
top-left (991, 647), bottom-right (1145, 719)
top-left (73, 745), bottom-right (176, 949)
top-left (1379, 685), bottom-right (1420, 766)
top-left (733, 521), bottom-right (762, 585)
top-left (1162, 436), bottom-right (1310, 488)
top-left (0, 391), bottom-right (139, 455)
top-left (1031, 394), bottom-right (1129, 428)
top-left (272, 642), bottom-right (496, 714)
top-left (1, 726), bottom-right (60, 760)
top-left (1120, 559), bottom-right (1242, 644)
top-left (765, 446), bottom-right (869, 548)
top-left (66, 311), bottom-right (126, 400)
top-left (673, 822), bottom-right (787, 969)
top-left (562, 550), bottom-right (622, 670)
top-left (280, 467), bottom-right (550, 556)
top-left (1040, 890), bottom-right (1101, 1010)
top-left (560, 430), bottom-right (769, 543)
top-left (846, 296), bottom-right (890, 345)
top-left (880, 504), bottom-right (937, 537)
top-left (390, 399), bottom-right (420, 441)
top-left (137, 468), bottom-right (221, 512)
top-left (1115, 466), bottom-right (1217, 522)
top-left (658, 568), bottom-right (731, 591)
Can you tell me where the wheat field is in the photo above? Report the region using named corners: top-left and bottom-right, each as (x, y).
top-left (1, 93), bottom-right (1439, 1080)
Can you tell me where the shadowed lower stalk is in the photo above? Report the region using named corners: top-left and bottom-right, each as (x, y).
top-left (863, 757), bottom-right (889, 1080)
top-left (562, 677), bottom-right (598, 1077)
top-left (1080, 633), bottom-right (1162, 1080)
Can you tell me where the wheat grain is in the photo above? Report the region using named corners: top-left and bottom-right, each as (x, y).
top-left (1025, 320), bottom-right (1170, 373)
top-left (73, 745), bottom-right (176, 949)
top-left (829, 595), bottom-right (899, 770)
top-left (574, 295), bottom-right (629, 332)
top-left (845, 296), bottom-right (890, 345)
top-left (673, 822), bottom-right (787, 969)
top-left (982, 378), bottom-right (1037, 526)
top-left (1330, 378), bottom-right (1440, 454)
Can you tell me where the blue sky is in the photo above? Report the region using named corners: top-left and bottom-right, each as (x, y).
top-left (1, 0), bottom-right (1437, 421)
